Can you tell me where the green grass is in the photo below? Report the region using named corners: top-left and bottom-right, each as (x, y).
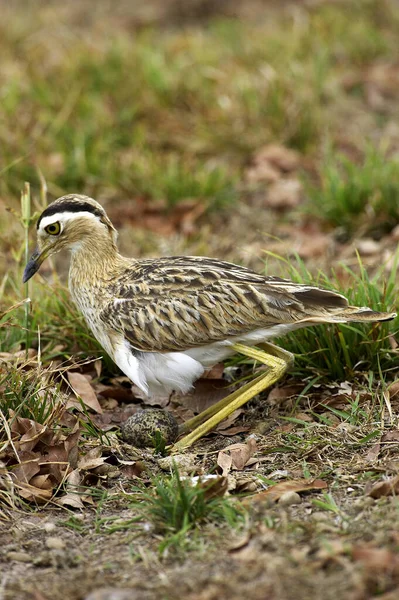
top-left (130, 466), bottom-right (246, 554)
top-left (269, 252), bottom-right (399, 380)
top-left (0, 360), bottom-right (64, 428)
top-left (305, 147), bottom-right (399, 235)
top-left (1, 0), bottom-right (399, 209)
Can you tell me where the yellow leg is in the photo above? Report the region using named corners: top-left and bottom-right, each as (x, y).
top-left (171, 342), bottom-right (293, 453)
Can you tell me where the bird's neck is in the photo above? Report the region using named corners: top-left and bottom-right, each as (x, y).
top-left (68, 237), bottom-right (130, 287)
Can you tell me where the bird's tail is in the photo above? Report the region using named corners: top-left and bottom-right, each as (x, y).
top-left (300, 306), bottom-right (397, 325)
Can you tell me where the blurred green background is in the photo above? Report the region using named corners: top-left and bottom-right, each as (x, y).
top-left (1, 0), bottom-right (399, 292)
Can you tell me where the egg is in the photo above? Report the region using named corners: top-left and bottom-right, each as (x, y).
top-left (121, 409), bottom-right (179, 448)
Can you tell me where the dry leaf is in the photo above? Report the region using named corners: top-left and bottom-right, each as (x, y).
top-left (202, 363), bottom-right (225, 379)
top-left (181, 475), bottom-right (228, 500)
top-left (218, 425), bottom-right (250, 437)
top-left (388, 381), bottom-right (399, 398)
top-left (247, 478), bottom-right (328, 504)
top-left (367, 475), bottom-right (399, 499)
top-left (217, 437), bottom-right (258, 474)
top-left (78, 447), bottom-right (107, 471)
top-left (216, 409), bottom-right (243, 431)
top-left (68, 372), bottom-right (103, 414)
top-left (174, 379), bottom-right (230, 415)
top-left (246, 144), bottom-right (300, 184)
top-left (381, 431), bottom-right (399, 443)
top-left (17, 481), bottom-right (53, 503)
top-left (217, 452), bottom-right (233, 477)
top-left (365, 442), bottom-right (381, 463)
top-left (352, 545), bottom-right (399, 573)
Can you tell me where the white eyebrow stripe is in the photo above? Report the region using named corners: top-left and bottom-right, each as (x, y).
top-left (39, 211), bottom-right (99, 231)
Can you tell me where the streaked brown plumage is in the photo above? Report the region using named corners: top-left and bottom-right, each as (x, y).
top-left (23, 194), bottom-right (396, 449)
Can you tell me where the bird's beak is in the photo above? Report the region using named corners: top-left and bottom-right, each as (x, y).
top-left (23, 247), bottom-right (47, 283)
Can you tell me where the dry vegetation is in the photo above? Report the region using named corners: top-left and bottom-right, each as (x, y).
top-left (1, 1), bottom-right (399, 599)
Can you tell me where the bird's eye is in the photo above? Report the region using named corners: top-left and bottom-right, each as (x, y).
top-left (45, 222), bottom-right (61, 235)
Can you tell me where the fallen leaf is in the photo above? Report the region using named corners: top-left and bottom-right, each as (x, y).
top-left (78, 447), bottom-right (107, 471)
top-left (267, 384), bottom-right (303, 405)
top-left (365, 442), bottom-right (381, 463)
top-left (381, 431), bottom-right (399, 443)
top-left (10, 451), bottom-right (41, 483)
top-left (217, 451), bottom-right (233, 477)
top-left (388, 381), bottom-right (399, 398)
top-left (173, 379), bottom-right (230, 415)
top-left (216, 409), bottom-right (243, 431)
top-left (367, 475), bottom-right (399, 499)
top-left (17, 481), bottom-right (53, 503)
top-left (246, 478), bottom-right (328, 504)
top-left (218, 425), bottom-right (250, 437)
top-left (352, 545), bottom-right (399, 573)
top-left (217, 437), bottom-right (258, 474)
top-left (67, 372), bottom-right (103, 414)
top-left (120, 462), bottom-right (145, 479)
top-left (246, 144), bottom-right (300, 184)
top-left (202, 363), bottom-right (225, 379)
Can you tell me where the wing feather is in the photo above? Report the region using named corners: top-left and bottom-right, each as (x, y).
top-left (99, 256), bottom-right (348, 352)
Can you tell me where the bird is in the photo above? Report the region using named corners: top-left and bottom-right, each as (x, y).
top-left (23, 194), bottom-right (396, 451)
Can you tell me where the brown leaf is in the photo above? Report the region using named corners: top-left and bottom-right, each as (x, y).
top-left (174, 379), bottom-right (230, 415)
top-left (365, 442), bottom-right (381, 463)
top-left (11, 451), bottom-right (41, 483)
top-left (247, 478), bottom-right (328, 504)
top-left (67, 372), bottom-right (103, 414)
top-left (352, 545), bottom-right (399, 573)
top-left (95, 383), bottom-right (134, 403)
top-left (78, 447), bottom-right (107, 471)
top-left (56, 492), bottom-right (85, 509)
top-left (17, 481), bottom-right (53, 503)
top-left (218, 437), bottom-right (258, 473)
top-left (388, 381), bottom-right (399, 398)
top-left (120, 461), bottom-right (145, 479)
top-left (218, 425), bottom-right (250, 437)
top-left (202, 363), bottom-right (225, 379)
top-left (56, 468), bottom-right (93, 508)
top-left (367, 475), bottom-right (399, 499)
top-left (217, 451), bottom-right (233, 477)
top-left (267, 384), bottom-right (303, 405)
top-left (216, 409), bottom-right (243, 431)
top-left (246, 144), bottom-right (300, 185)
top-left (30, 473), bottom-right (54, 491)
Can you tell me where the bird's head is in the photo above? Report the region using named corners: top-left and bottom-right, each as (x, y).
top-left (23, 194), bottom-right (117, 283)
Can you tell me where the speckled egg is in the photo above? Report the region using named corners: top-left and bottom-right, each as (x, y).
top-left (121, 409), bottom-right (179, 448)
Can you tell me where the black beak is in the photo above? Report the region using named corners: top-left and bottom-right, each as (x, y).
top-left (23, 248), bottom-right (42, 283)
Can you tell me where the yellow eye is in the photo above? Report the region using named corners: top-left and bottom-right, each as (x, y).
top-left (45, 222), bottom-right (61, 235)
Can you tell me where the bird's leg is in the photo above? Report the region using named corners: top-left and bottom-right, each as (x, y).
top-left (178, 342), bottom-right (294, 434)
top-left (171, 342), bottom-right (294, 453)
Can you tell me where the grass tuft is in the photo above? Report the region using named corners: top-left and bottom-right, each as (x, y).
top-left (265, 251), bottom-right (398, 380)
top-left (305, 148), bottom-right (399, 236)
top-left (130, 466), bottom-right (246, 554)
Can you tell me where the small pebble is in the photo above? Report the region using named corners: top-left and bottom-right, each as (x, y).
top-left (121, 409), bottom-right (178, 448)
top-left (6, 551), bottom-right (32, 563)
top-left (356, 238), bottom-right (380, 256)
top-left (311, 511), bottom-right (329, 522)
top-left (278, 491), bottom-right (301, 507)
top-left (158, 453), bottom-right (197, 473)
top-left (45, 537), bottom-right (65, 550)
top-left (44, 522), bottom-right (56, 533)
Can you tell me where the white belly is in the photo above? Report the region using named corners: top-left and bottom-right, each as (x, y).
top-left (112, 323), bottom-right (303, 397)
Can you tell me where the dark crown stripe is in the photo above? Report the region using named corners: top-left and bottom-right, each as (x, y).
top-left (37, 201), bottom-right (103, 229)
